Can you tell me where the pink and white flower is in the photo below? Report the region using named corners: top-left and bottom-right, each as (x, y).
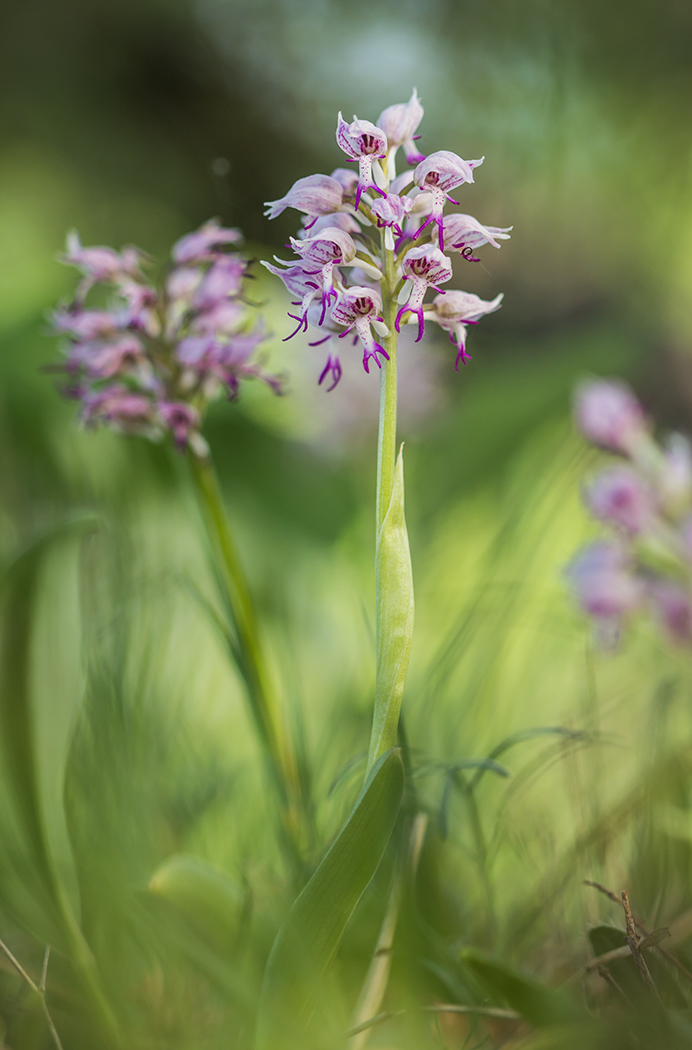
top-left (336, 113), bottom-right (388, 208)
top-left (413, 151), bottom-right (484, 249)
top-left (427, 290), bottom-right (503, 367)
top-left (331, 286), bottom-right (389, 374)
top-left (377, 89), bottom-right (425, 169)
top-left (395, 246), bottom-right (453, 342)
top-left (264, 174), bottom-right (344, 221)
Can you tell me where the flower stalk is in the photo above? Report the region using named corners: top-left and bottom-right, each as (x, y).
top-left (189, 450), bottom-right (307, 864)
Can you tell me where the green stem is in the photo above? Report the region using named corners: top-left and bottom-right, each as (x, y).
top-left (366, 232), bottom-right (415, 774)
top-left (188, 452), bottom-right (305, 866)
top-left (375, 248), bottom-right (400, 535)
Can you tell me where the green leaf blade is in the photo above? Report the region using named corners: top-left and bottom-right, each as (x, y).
top-left (256, 748), bottom-right (404, 1049)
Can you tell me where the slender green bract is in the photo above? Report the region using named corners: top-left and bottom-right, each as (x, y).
top-left (255, 748), bottom-right (404, 1050)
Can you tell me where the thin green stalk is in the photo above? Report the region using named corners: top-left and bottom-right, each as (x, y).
top-left (367, 231), bottom-right (415, 774)
top-left (375, 246), bottom-right (400, 535)
top-left (188, 452), bottom-right (306, 864)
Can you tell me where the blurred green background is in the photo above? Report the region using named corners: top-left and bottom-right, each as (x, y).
top-left (2, 1), bottom-right (692, 1047)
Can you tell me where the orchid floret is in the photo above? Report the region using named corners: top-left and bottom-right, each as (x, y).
top-left (172, 220), bottom-right (242, 264)
top-left (377, 89), bottom-right (425, 169)
top-left (395, 245), bottom-right (453, 342)
top-left (264, 174), bottom-right (344, 220)
top-left (336, 113), bottom-right (389, 208)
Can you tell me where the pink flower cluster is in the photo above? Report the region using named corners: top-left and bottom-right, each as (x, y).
top-left (567, 379), bottom-right (692, 647)
top-left (262, 91), bottom-right (510, 389)
top-left (52, 223), bottom-right (281, 454)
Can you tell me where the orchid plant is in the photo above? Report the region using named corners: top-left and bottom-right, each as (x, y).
top-left (263, 90), bottom-right (509, 777)
top-left (51, 222), bottom-right (307, 867)
top-left (568, 379), bottom-right (692, 648)
top-left (49, 93), bottom-right (511, 1049)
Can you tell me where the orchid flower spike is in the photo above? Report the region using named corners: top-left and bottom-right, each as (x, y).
top-left (377, 89), bottom-right (425, 175)
top-left (396, 245), bottom-right (453, 342)
top-left (331, 286), bottom-right (389, 374)
top-left (53, 222), bottom-right (278, 452)
top-left (413, 151), bottom-right (484, 249)
top-left (264, 174), bottom-right (344, 222)
top-left (336, 113), bottom-right (389, 208)
top-left (427, 290), bottom-right (503, 367)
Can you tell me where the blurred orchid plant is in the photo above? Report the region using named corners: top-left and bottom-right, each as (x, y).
top-left (52, 222), bottom-right (306, 869)
top-left (569, 379), bottom-right (692, 647)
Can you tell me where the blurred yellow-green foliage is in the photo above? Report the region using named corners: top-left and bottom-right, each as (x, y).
top-left (2, 1), bottom-right (692, 1048)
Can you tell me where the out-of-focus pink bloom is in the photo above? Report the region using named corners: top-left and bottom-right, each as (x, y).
top-left (193, 255), bottom-right (247, 310)
top-left (68, 335), bottom-right (148, 379)
top-left (62, 232), bottom-right (145, 300)
top-left (172, 220), bottom-right (242, 264)
top-left (574, 379), bottom-right (647, 454)
top-left (191, 300), bottom-right (245, 335)
top-left (331, 286), bottom-right (389, 373)
top-left (443, 214), bottom-right (512, 259)
top-left (158, 400), bottom-right (200, 449)
top-left (585, 467), bottom-right (654, 534)
top-left (413, 151), bottom-right (484, 249)
top-left (427, 290), bottom-right (503, 367)
top-left (648, 580), bottom-right (692, 644)
top-left (336, 114), bottom-right (388, 208)
top-left (567, 541), bottom-right (642, 647)
top-left (82, 385), bottom-right (156, 431)
top-left (53, 308), bottom-right (124, 341)
top-left (264, 174), bottom-right (344, 221)
top-left (395, 246), bottom-right (453, 342)
top-left (377, 89), bottom-right (425, 166)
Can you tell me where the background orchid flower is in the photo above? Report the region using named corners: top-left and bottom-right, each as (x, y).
top-left (52, 221), bottom-right (280, 454)
top-left (263, 173), bottom-right (344, 221)
top-left (574, 378), bottom-right (648, 455)
top-left (584, 467), bottom-right (654, 534)
top-left (172, 219), bottom-right (242, 263)
top-left (568, 378), bottom-right (692, 648)
top-left (336, 113), bottom-right (388, 207)
top-left (396, 245), bottom-right (453, 341)
top-left (63, 231), bottom-right (144, 299)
